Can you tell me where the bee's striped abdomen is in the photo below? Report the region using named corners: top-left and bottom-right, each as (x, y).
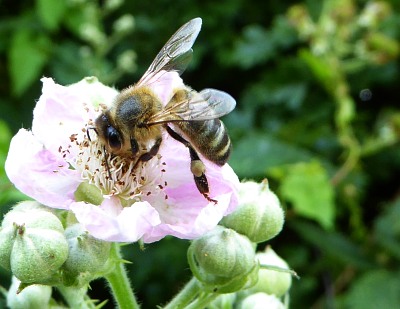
top-left (177, 119), bottom-right (231, 166)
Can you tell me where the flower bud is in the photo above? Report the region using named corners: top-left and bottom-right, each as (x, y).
top-left (0, 201), bottom-right (68, 283)
top-left (0, 223), bottom-right (16, 270)
top-left (7, 277), bottom-right (52, 309)
top-left (117, 50), bottom-right (137, 74)
top-left (62, 224), bottom-right (111, 286)
top-left (208, 293), bottom-right (236, 308)
top-left (188, 226), bottom-right (257, 293)
top-left (238, 292), bottom-right (285, 309)
top-left (220, 180), bottom-right (284, 243)
top-left (79, 24), bottom-right (106, 47)
top-left (113, 14), bottom-right (135, 34)
top-left (249, 247), bottom-right (292, 297)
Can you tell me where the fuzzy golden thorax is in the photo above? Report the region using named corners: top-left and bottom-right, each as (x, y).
top-left (95, 86), bottom-right (163, 160)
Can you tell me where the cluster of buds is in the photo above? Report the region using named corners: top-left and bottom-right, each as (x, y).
top-left (0, 181), bottom-right (290, 308)
top-left (0, 201), bottom-right (111, 307)
top-left (187, 180), bottom-right (291, 308)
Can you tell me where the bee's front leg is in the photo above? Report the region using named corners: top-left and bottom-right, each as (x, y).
top-left (133, 138), bottom-right (162, 170)
top-left (166, 125), bottom-right (217, 204)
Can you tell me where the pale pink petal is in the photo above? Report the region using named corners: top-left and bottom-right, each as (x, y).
top-left (5, 129), bottom-right (80, 209)
top-left (70, 197), bottom-right (161, 242)
top-left (69, 201), bottom-right (122, 241)
top-left (32, 78), bottom-right (118, 158)
top-left (116, 204), bottom-right (161, 242)
top-left (146, 71), bottom-right (184, 105)
top-left (140, 134), bottom-right (239, 243)
top-left (142, 192), bottom-right (233, 243)
top-left (32, 79), bottom-right (89, 155)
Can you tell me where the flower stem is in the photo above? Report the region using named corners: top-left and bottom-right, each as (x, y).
top-left (104, 243), bottom-right (140, 309)
top-left (163, 277), bottom-right (200, 309)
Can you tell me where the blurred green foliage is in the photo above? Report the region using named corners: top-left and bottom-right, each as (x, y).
top-left (1, 0), bottom-right (400, 308)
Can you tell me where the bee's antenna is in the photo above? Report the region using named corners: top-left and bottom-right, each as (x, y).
top-left (86, 126), bottom-right (98, 141)
top-left (103, 146), bottom-right (113, 180)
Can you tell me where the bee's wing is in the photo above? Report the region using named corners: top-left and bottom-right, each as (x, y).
top-left (146, 89), bottom-right (236, 125)
top-left (136, 18), bottom-right (202, 87)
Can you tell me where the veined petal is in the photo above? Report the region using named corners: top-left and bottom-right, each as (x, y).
top-left (142, 192), bottom-right (233, 243)
top-left (140, 134), bottom-right (239, 243)
top-left (70, 197), bottom-right (161, 242)
top-left (5, 129), bottom-right (80, 209)
top-left (32, 77), bottom-right (118, 158)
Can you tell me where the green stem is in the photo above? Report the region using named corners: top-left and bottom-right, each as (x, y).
top-left (0, 285), bottom-right (8, 299)
top-left (163, 277), bottom-right (200, 309)
top-left (104, 243), bottom-right (140, 309)
top-left (57, 286), bottom-right (95, 309)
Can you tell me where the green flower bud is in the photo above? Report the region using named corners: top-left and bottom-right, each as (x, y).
top-left (62, 224), bottom-right (111, 286)
top-left (220, 180), bottom-right (284, 243)
top-left (238, 292), bottom-right (285, 309)
top-left (188, 226), bottom-right (257, 293)
top-left (117, 50), bottom-right (137, 74)
top-left (7, 277), bottom-right (52, 309)
top-left (0, 223), bottom-right (16, 270)
top-left (79, 24), bottom-right (106, 47)
top-left (208, 293), bottom-right (236, 309)
top-left (249, 247), bottom-right (292, 297)
top-left (0, 201), bottom-right (68, 284)
top-left (105, 0), bottom-right (124, 11)
top-left (113, 14), bottom-right (135, 34)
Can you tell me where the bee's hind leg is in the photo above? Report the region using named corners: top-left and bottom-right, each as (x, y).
top-left (166, 125), bottom-right (217, 204)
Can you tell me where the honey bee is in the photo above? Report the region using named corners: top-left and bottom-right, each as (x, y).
top-left (93, 17), bottom-right (236, 202)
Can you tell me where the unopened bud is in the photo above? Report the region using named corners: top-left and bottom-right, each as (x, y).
top-left (249, 247), bottom-right (292, 297)
top-left (62, 224), bottom-right (111, 286)
top-left (7, 277), bottom-right (52, 309)
top-left (117, 50), bottom-right (137, 74)
top-left (221, 180), bottom-right (284, 243)
top-left (208, 293), bottom-right (236, 308)
top-left (0, 201), bottom-right (68, 283)
top-left (188, 226), bottom-right (257, 293)
top-left (113, 14), bottom-right (135, 34)
top-left (238, 292), bottom-right (285, 309)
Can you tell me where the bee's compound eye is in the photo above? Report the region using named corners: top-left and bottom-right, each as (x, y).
top-left (107, 126), bottom-right (122, 150)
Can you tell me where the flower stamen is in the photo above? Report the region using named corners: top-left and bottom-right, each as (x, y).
top-left (69, 129), bottom-right (167, 204)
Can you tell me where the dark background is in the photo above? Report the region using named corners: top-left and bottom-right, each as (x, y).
top-left (1, 0), bottom-right (400, 308)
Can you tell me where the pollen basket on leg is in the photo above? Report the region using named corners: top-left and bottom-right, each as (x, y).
top-left (72, 135), bottom-right (167, 201)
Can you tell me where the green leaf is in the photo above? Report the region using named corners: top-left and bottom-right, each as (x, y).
top-left (343, 270), bottom-right (400, 309)
top-left (0, 120), bottom-right (11, 154)
top-left (374, 198), bottom-right (400, 260)
top-left (36, 0), bottom-right (67, 30)
top-left (229, 132), bottom-right (313, 178)
top-left (229, 25), bottom-right (275, 69)
top-left (9, 30), bottom-right (51, 96)
top-left (280, 161), bottom-right (335, 229)
top-left (299, 49), bottom-right (341, 95)
top-left (290, 221), bottom-right (375, 269)
top-left (0, 120), bottom-right (11, 188)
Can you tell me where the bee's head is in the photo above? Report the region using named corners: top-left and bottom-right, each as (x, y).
top-left (95, 113), bottom-right (123, 152)
top-left (94, 112), bottom-right (141, 158)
